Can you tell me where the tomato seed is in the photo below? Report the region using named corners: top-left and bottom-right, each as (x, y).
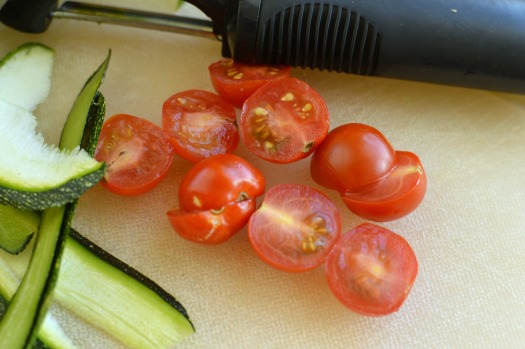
top-left (280, 92), bottom-right (295, 101)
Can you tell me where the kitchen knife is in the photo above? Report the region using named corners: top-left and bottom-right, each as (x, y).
top-left (2, 0), bottom-right (525, 94)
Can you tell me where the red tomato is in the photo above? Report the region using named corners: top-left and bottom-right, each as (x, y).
top-left (94, 114), bottom-right (173, 196)
top-left (241, 78), bottom-right (330, 164)
top-left (167, 199), bottom-right (256, 245)
top-left (209, 59), bottom-right (292, 108)
top-left (310, 123), bottom-right (426, 221)
top-left (177, 153), bottom-right (265, 212)
top-left (248, 184), bottom-right (342, 272)
top-left (310, 123), bottom-right (397, 193)
top-left (325, 223), bottom-right (418, 316)
top-left (162, 89), bottom-right (239, 163)
top-left (168, 153), bottom-right (265, 244)
top-left (341, 151), bottom-right (427, 221)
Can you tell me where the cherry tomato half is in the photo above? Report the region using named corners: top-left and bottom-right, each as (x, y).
top-left (310, 123), bottom-right (426, 221)
top-left (248, 184), bottom-right (342, 272)
top-left (169, 154), bottom-right (265, 244)
top-left (325, 223), bottom-right (418, 316)
top-left (341, 151), bottom-right (427, 222)
top-left (177, 153), bottom-right (265, 212)
top-left (167, 199), bottom-right (256, 245)
top-left (162, 89), bottom-right (239, 163)
top-left (209, 59), bottom-right (292, 108)
top-left (94, 114), bottom-right (173, 196)
top-left (241, 78), bottom-right (330, 164)
top-left (310, 123), bottom-right (397, 193)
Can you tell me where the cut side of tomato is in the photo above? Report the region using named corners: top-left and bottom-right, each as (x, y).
top-left (248, 184), bottom-right (342, 272)
top-left (310, 123), bottom-right (397, 193)
top-left (241, 78), bottom-right (329, 164)
top-left (341, 151), bottom-right (427, 222)
top-left (94, 114), bottom-right (174, 196)
top-left (209, 59), bottom-right (292, 108)
top-left (162, 89), bottom-right (239, 163)
top-left (167, 198), bottom-right (256, 245)
top-left (325, 223), bottom-right (418, 316)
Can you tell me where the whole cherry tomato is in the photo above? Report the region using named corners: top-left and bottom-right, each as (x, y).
top-left (325, 223), bottom-right (418, 316)
top-left (310, 123), bottom-right (426, 221)
top-left (208, 59), bottom-right (292, 108)
top-left (168, 154), bottom-right (265, 244)
top-left (248, 184), bottom-right (342, 272)
top-left (241, 77), bottom-right (330, 164)
top-left (162, 89), bottom-right (239, 163)
top-left (94, 114), bottom-right (173, 196)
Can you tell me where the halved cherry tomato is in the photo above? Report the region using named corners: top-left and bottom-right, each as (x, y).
top-left (177, 153), bottom-right (265, 212)
top-left (341, 151), bottom-right (427, 222)
top-left (310, 123), bottom-right (426, 221)
top-left (162, 89), bottom-right (239, 163)
top-left (325, 223), bottom-right (418, 316)
top-left (167, 199), bottom-right (256, 245)
top-left (248, 184), bottom-right (342, 272)
top-left (94, 114), bottom-right (173, 196)
top-left (169, 153), bottom-right (265, 244)
top-left (209, 59), bottom-right (292, 108)
top-left (310, 123), bottom-right (397, 193)
top-left (241, 78), bottom-right (330, 164)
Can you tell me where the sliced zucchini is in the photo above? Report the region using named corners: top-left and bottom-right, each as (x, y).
top-left (0, 204), bottom-right (39, 254)
top-left (57, 230), bottom-right (194, 348)
top-left (0, 99), bottom-right (105, 211)
top-left (0, 42), bottom-right (54, 111)
top-left (1, 223), bottom-right (194, 349)
top-left (0, 244), bottom-right (79, 349)
top-left (0, 49), bottom-right (110, 349)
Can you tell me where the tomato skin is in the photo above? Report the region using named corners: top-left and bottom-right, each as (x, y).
top-left (310, 123), bottom-right (397, 193)
top-left (162, 89), bottom-right (239, 163)
top-left (177, 153), bottom-right (265, 212)
top-left (94, 114), bottom-right (173, 196)
top-left (310, 123), bottom-right (426, 221)
top-left (209, 59), bottom-right (292, 108)
top-left (341, 151), bottom-right (427, 222)
top-left (325, 223), bottom-right (418, 316)
top-left (248, 184), bottom-right (342, 272)
top-left (241, 77), bottom-right (330, 164)
top-left (167, 199), bottom-right (256, 245)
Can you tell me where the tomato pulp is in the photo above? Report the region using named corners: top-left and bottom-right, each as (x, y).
top-left (325, 223), bottom-right (418, 316)
top-left (209, 59), bottom-right (292, 108)
top-left (94, 114), bottom-right (174, 196)
top-left (162, 89), bottom-right (239, 163)
top-left (241, 78), bottom-right (330, 164)
top-left (248, 184), bottom-right (342, 272)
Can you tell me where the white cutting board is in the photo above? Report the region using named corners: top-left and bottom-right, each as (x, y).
top-left (1, 2), bottom-right (524, 348)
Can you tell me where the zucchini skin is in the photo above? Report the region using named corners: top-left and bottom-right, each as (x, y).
top-left (0, 165), bottom-right (105, 211)
top-left (69, 228), bottom-right (194, 326)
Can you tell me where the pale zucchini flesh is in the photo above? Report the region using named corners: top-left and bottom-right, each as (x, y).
top-left (0, 99), bottom-right (105, 211)
top-left (0, 42), bottom-right (54, 112)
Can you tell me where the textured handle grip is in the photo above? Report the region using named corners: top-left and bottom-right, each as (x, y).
top-left (256, 3), bottom-right (380, 74)
top-left (227, 0), bottom-right (525, 93)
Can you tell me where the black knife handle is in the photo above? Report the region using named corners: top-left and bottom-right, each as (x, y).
top-left (0, 0), bottom-right (57, 33)
top-left (224, 0), bottom-right (525, 94)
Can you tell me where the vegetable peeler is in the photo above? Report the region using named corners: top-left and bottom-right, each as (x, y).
top-left (2, 0), bottom-right (525, 94)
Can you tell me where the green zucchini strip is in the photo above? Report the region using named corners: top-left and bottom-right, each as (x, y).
top-left (0, 51), bottom-right (110, 349)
